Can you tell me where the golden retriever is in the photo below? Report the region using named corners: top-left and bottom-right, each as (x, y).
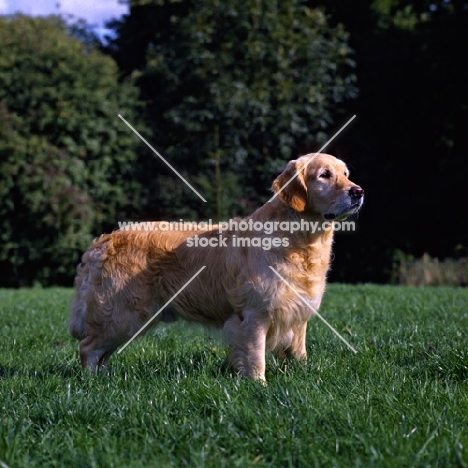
top-left (70, 153), bottom-right (364, 382)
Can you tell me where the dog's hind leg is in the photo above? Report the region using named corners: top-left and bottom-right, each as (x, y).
top-left (79, 308), bottom-right (164, 373)
top-left (79, 335), bottom-right (115, 373)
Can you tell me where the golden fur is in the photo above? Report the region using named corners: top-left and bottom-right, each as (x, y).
top-left (70, 153), bottom-right (364, 382)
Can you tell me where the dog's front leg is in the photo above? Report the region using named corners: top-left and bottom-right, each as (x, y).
top-left (223, 310), bottom-right (270, 383)
top-left (289, 321), bottom-right (308, 362)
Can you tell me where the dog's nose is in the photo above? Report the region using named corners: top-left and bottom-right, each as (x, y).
top-left (349, 186), bottom-right (364, 199)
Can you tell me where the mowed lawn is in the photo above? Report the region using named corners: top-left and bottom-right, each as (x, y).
top-left (1, 285), bottom-right (467, 467)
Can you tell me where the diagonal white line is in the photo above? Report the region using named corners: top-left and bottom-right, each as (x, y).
top-left (117, 266), bottom-right (206, 354)
top-left (268, 115), bottom-right (356, 204)
top-left (268, 266), bottom-right (357, 353)
top-left (118, 114), bottom-right (207, 202)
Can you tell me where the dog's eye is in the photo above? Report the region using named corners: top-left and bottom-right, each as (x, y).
top-left (320, 171), bottom-right (331, 179)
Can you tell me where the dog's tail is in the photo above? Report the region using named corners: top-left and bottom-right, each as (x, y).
top-left (69, 235), bottom-right (111, 340)
top-left (69, 260), bottom-right (90, 340)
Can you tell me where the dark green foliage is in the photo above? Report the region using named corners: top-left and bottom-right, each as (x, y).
top-left (307, 0), bottom-right (468, 282)
top-left (1, 0), bottom-right (466, 286)
top-left (0, 15), bottom-right (142, 286)
top-left (108, 0), bottom-right (357, 220)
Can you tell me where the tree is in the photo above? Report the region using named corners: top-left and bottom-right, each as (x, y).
top-left (306, 0), bottom-right (468, 282)
top-left (0, 15), bottom-right (143, 286)
top-left (108, 0), bottom-right (358, 221)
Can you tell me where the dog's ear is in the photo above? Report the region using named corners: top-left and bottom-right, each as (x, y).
top-left (272, 159), bottom-right (308, 212)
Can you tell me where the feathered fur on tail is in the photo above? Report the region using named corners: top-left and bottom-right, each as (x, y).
top-left (69, 234), bottom-right (111, 340)
top-left (69, 260), bottom-right (90, 340)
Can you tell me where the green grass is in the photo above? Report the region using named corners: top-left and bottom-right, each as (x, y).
top-left (1, 285), bottom-right (468, 467)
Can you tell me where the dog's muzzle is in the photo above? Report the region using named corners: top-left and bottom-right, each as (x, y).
top-left (324, 185), bottom-right (364, 220)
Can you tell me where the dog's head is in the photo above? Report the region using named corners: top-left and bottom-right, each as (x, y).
top-left (272, 153), bottom-right (364, 220)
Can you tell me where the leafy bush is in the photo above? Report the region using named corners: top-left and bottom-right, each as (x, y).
top-left (0, 15), bottom-right (143, 286)
top-left (393, 251), bottom-right (468, 286)
top-left (109, 0), bottom-right (357, 220)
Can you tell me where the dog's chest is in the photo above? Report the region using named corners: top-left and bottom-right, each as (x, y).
top-left (265, 241), bottom-right (332, 322)
top-left (288, 238), bottom-right (332, 279)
